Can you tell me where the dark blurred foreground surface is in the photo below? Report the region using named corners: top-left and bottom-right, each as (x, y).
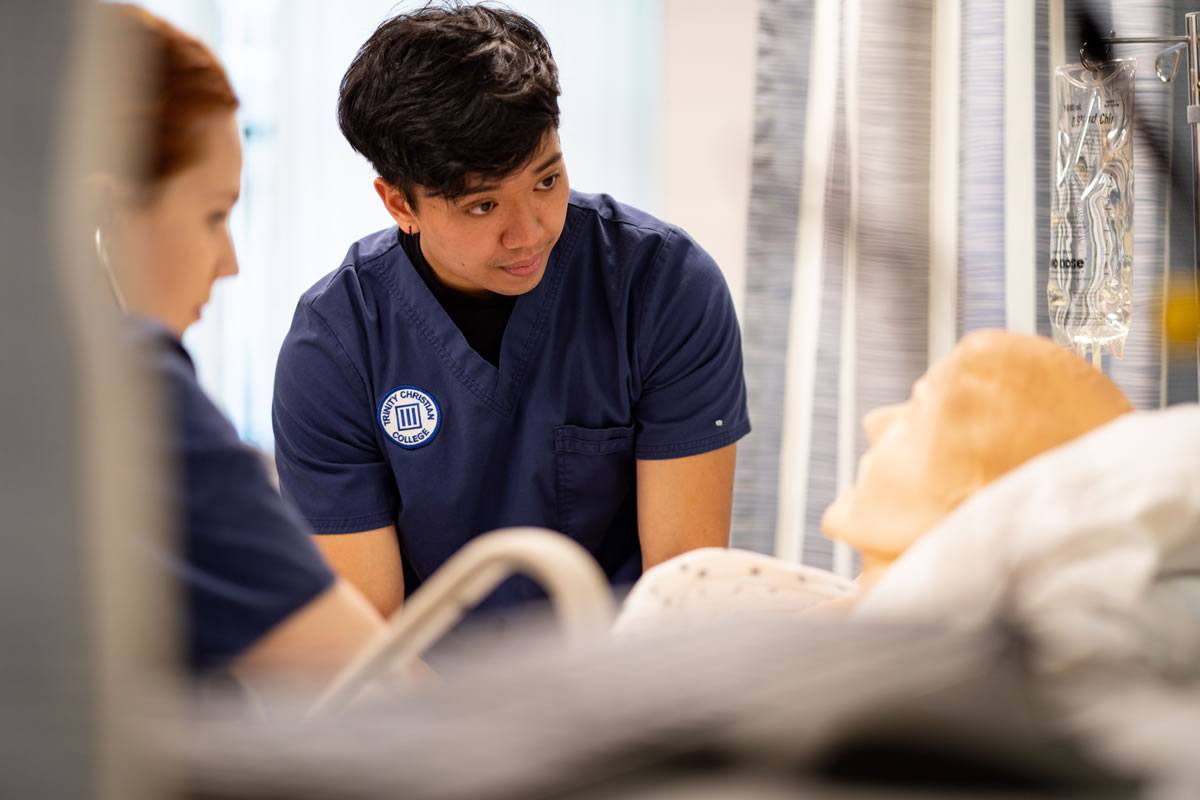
top-left (173, 616), bottom-right (1172, 800)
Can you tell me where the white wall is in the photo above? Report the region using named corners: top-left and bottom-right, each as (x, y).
top-left (659, 0), bottom-right (759, 315)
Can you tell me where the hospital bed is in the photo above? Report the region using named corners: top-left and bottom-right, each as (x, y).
top-left (185, 403), bottom-right (1200, 799)
top-left (310, 527), bottom-right (617, 714)
top-left (175, 514), bottom-right (1194, 800)
top-left (177, 613), bottom-right (1138, 799)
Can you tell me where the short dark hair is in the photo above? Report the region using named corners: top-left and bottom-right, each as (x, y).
top-left (337, 3), bottom-right (561, 204)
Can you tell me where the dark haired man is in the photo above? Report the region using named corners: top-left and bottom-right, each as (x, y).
top-left (273, 5), bottom-right (750, 619)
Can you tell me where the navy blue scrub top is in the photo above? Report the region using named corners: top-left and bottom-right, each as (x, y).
top-left (273, 191), bottom-right (750, 610)
top-left (131, 320), bottom-right (335, 673)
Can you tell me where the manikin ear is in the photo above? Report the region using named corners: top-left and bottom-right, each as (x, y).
top-left (374, 178), bottom-right (419, 234)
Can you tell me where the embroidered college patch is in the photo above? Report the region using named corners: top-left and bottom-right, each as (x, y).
top-left (378, 385), bottom-right (441, 449)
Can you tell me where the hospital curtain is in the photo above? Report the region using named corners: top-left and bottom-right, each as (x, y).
top-left (731, 0), bottom-right (1199, 568)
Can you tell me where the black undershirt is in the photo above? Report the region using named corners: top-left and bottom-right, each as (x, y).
top-left (399, 231), bottom-right (516, 368)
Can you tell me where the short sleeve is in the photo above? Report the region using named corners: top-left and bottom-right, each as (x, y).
top-left (150, 337), bottom-right (335, 673)
top-left (272, 300), bottom-right (398, 533)
top-left (632, 230), bottom-right (751, 459)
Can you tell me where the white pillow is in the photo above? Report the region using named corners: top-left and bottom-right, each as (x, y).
top-left (855, 404), bottom-right (1200, 677)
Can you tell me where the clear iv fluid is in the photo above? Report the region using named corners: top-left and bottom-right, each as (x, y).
top-left (1049, 60), bottom-right (1135, 360)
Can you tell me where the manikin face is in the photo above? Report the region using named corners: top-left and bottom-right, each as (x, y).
top-left (103, 111), bottom-right (243, 337)
top-left (822, 352), bottom-right (980, 571)
top-left (376, 130), bottom-right (570, 296)
top-left (821, 330), bottom-right (1133, 579)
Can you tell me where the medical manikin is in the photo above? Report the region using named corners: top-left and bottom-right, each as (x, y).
top-left (616, 330), bottom-right (1133, 630)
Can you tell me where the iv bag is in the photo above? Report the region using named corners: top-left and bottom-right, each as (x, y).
top-left (1049, 59), bottom-right (1135, 361)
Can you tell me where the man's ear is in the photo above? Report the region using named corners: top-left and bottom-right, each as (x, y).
top-left (374, 178), bottom-right (419, 233)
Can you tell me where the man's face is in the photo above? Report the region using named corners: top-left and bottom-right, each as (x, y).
top-left (379, 131), bottom-right (570, 296)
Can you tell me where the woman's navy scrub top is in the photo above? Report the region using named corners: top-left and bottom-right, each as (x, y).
top-left (272, 191), bottom-right (750, 610)
top-left (133, 321), bottom-right (335, 673)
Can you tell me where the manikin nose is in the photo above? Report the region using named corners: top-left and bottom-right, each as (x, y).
top-left (862, 403), bottom-right (904, 445)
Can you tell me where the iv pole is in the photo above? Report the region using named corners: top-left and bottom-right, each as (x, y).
top-left (1083, 15), bottom-right (1200, 369)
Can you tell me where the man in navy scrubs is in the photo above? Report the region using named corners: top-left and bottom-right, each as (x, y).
top-left (273, 5), bottom-right (750, 618)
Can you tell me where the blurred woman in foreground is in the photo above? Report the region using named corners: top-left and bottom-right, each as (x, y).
top-left (88, 4), bottom-right (382, 696)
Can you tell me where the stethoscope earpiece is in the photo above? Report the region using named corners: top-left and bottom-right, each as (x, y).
top-left (94, 226), bottom-right (128, 312)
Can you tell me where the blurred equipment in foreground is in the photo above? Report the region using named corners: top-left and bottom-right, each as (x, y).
top-left (171, 615), bottom-right (1195, 800)
top-left (2, 1), bottom-right (174, 799)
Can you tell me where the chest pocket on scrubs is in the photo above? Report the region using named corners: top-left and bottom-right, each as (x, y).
top-left (554, 424), bottom-right (636, 551)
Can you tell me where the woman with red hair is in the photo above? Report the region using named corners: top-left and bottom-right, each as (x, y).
top-left (88, 4), bottom-right (382, 694)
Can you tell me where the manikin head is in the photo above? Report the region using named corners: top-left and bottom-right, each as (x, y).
top-left (821, 330), bottom-right (1133, 588)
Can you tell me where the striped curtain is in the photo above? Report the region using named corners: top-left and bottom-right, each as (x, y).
top-left (732, 0), bottom-right (1199, 568)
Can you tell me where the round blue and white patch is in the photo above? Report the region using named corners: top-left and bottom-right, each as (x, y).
top-left (378, 385), bottom-right (441, 449)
